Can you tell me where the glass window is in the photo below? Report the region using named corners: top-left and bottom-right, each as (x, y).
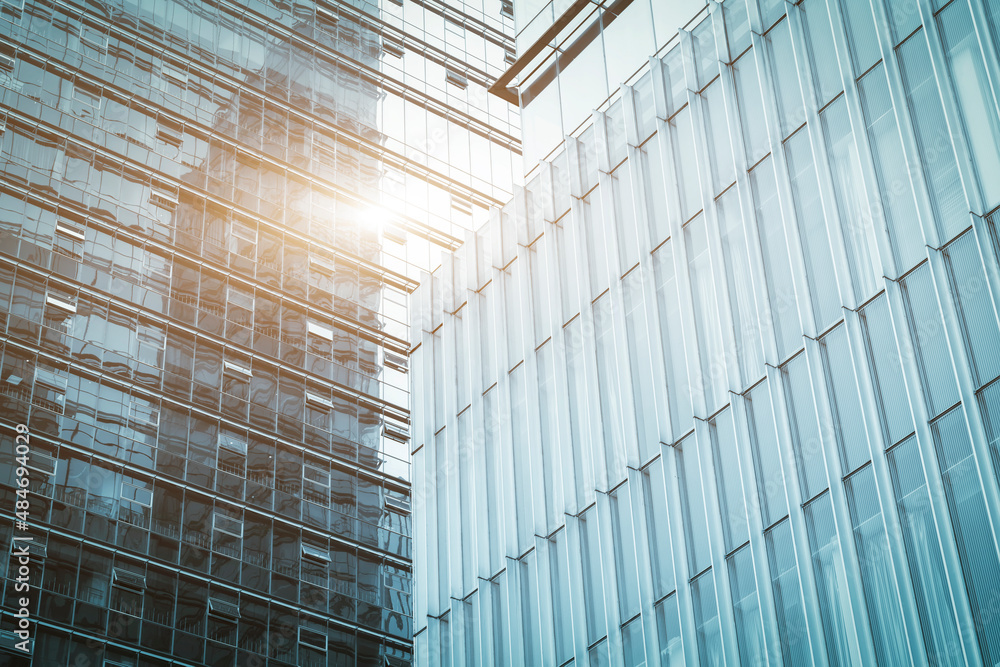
top-left (484, 388), bottom-right (503, 575)
top-left (671, 107), bottom-right (702, 222)
top-left (804, 493), bottom-right (854, 667)
top-left (503, 261), bottom-right (524, 367)
top-left (766, 519), bottom-right (813, 666)
top-left (565, 317), bottom-right (592, 506)
top-left (901, 264), bottom-right (960, 417)
top-left (820, 325), bottom-right (871, 472)
top-left (767, 20), bottom-right (806, 138)
top-left (686, 214), bottom-right (728, 411)
top-left (785, 127), bottom-right (842, 330)
top-left (641, 138), bottom-right (670, 247)
top-left (751, 158), bottom-right (802, 358)
top-left (677, 434), bottom-right (712, 574)
top-left (783, 354), bottom-right (829, 501)
top-left (661, 45), bottom-right (687, 119)
top-left (945, 233), bottom-right (1000, 387)
top-left (550, 530), bottom-right (574, 664)
top-left (838, 0), bottom-right (880, 73)
top-left (858, 64), bottom-right (925, 272)
top-left (802, 0), bottom-right (843, 105)
top-left (492, 573), bottom-right (508, 664)
top-left (845, 466), bottom-right (911, 666)
top-left (938, 0), bottom-right (1000, 209)
top-left (692, 570), bottom-right (724, 667)
top-left (580, 507), bottom-right (607, 642)
top-left (897, 32), bottom-right (967, 243)
top-left (718, 187), bottom-right (765, 386)
top-left (655, 593), bottom-right (685, 666)
top-left (624, 269), bottom-right (658, 461)
top-left (520, 552), bottom-right (540, 664)
top-left (728, 543), bottom-right (767, 666)
top-left (654, 241), bottom-right (694, 436)
top-left (611, 486), bottom-right (641, 619)
top-left (643, 458), bottom-right (676, 599)
top-left (702, 80), bottom-right (736, 193)
top-left (612, 163), bottom-right (640, 270)
top-left (583, 191), bottom-right (609, 299)
top-left (622, 616), bottom-right (646, 667)
top-left (594, 293), bottom-right (626, 474)
top-left (528, 240), bottom-right (548, 347)
top-left (886, 436), bottom-right (963, 666)
top-left (723, 0), bottom-right (751, 58)
top-left (712, 407), bottom-right (749, 552)
top-left (509, 364), bottom-right (534, 549)
top-left (747, 379), bottom-right (789, 526)
top-left (733, 50), bottom-right (770, 165)
top-left (931, 406), bottom-right (1000, 663)
top-left (537, 342), bottom-right (560, 529)
top-left (822, 96), bottom-right (880, 301)
top-left (692, 16), bottom-right (719, 90)
top-left (860, 296), bottom-right (914, 446)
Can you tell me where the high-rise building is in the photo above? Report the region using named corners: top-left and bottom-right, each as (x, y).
top-left (414, 0), bottom-right (1000, 665)
top-left (0, 0), bottom-right (519, 665)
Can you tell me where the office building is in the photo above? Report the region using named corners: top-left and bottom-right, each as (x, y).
top-left (413, 0), bottom-right (1000, 665)
top-left (0, 0), bottom-right (519, 665)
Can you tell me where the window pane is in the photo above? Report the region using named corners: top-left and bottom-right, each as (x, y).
top-left (671, 107), bottom-right (702, 222)
top-left (860, 296), bottom-right (914, 446)
top-left (805, 493), bottom-right (854, 667)
top-left (728, 544), bottom-right (767, 665)
top-left (625, 268), bottom-right (658, 461)
top-left (821, 325), bottom-right (872, 473)
top-left (747, 379), bottom-right (789, 526)
top-left (938, 0), bottom-right (1000, 209)
top-left (932, 406), bottom-right (1000, 663)
top-left (581, 507), bottom-right (607, 642)
top-left (718, 187), bottom-right (765, 386)
top-left (766, 519), bottom-right (813, 667)
top-left (613, 164), bottom-right (640, 270)
top-left (654, 242), bottom-right (694, 436)
top-left (520, 552), bottom-right (540, 663)
top-left (643, 458), bottom-right (676, 598)
top-left (838, 0), bottom-right (880, 72)
top-left (783, 354), bottom-right (829, 501)
top-left (822, 97), bottom-right (880, 301)
top-left (677, 434), bottom-right (712, 574)
top-left (509, 364), bottom-right (534, 549)
top-left (686, 215), bottom-right (727, 410)
top-left (802, 0), bottom-right (843, 104)
top-left (858, 64), bottom-right (924, 272)
top-left (897, 32), bottom-right (967, 242)
top-left (752, 159), bottom-right (802, 358)
top-left (692, 570), bottom-right (724, 667)
top-left (768, 20), bottom-right (806, 138)
top-left (656, 594), bottom-right (685, 666)
top-left (595, 293), bottom-right (626, 474)
top-left (733, 50), bottom-right (770, 165)
top-left (845, 466), bottom-right (911, 667)
top-left (537, 342), bottom-right (560, 528)
top-left (785, 127), bottom-right (842, 330)
top-left (712, 407), bottom-right (749, 552)
top-left (623, 616), bottom-right (646, 667)
top-left (901, 264), bottom-right (959, 417)
top-left (611, 486), bottom-right (641, 619)
top-left (550, 531), bottom-right (574, 663)
top-left (641, 138), bottom-right (670, 247)
top-left (702, 80), bottom-right (736, 193)
top-left (887, 436), bottom-right (963, 665)
top-left (945, 233), bottom-right (1000, 387)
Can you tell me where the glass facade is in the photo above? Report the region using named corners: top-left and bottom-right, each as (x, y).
top-left (415, 0), bottom-right (1000, 665)
top-left (0, 0), bottom-right (519, 665)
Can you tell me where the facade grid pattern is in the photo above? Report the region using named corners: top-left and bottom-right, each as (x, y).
top-left (414, 0), bottom-right (1000, 666)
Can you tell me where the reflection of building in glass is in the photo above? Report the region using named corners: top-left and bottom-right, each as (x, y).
top-left (416, 0), bottom-right (1000, 666)
top-left (0, 0), bottom-right (518, 665)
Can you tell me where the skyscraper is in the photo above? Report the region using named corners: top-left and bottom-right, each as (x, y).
top-left (414, 0), bottom-right (1000, 665)
top-left (0, 0), bottom-right (519, 665)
